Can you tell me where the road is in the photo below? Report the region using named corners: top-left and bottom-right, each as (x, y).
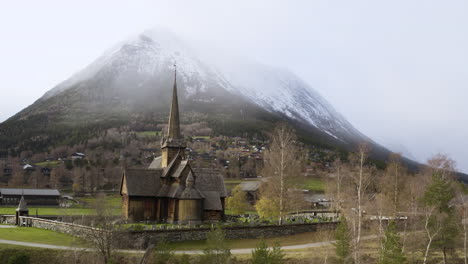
top-left (0, 235), bottom-right (379, 255)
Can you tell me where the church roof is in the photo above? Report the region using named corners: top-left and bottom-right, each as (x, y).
top-left (172, 160), bottom-right (189, 178)
top-left (166, 66), bottom-right (181, 141)
top-left (148, 156), bottom-right (162, 169)
top-left (157, 182), bottom-right (184, 198)
top-left (180, 172), bottom-right (204, 200)
top-left (193, 168), bottom-right (227, 197)
top-left (16, 195), bottom-right (28, 212)
top-left (121, 169), bottom-right (162, 196)
top-left (202, 191), bottom-right (223, 210)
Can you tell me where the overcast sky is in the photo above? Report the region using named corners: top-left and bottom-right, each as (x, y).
top-left (0, 0), bottom-right (467, 172)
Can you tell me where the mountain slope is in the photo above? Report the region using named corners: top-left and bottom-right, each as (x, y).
top-left (0, 28), bottom-right (395, 165)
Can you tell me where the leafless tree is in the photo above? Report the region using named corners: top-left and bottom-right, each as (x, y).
top-left (80, 193), bottom-right (121, 264)
top-left (340, 143), bottom-right (373, 264)
top-left (261, 123), bottom-right (303, 224)
top-left (422, 206), bottom-right (443, 264)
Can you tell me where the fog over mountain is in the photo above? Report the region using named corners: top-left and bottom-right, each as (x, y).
top-left (40, 28), bottom-right (368, 145)
top-left (0, 0), bottom-right (467, 172)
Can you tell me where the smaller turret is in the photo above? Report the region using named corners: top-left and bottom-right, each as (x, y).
top-left (15, 194), bottom-right (29, 226)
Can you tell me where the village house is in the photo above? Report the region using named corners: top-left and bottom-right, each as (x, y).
top-left (120, 69), bottom-right (227, 223)
top-left (71, 152), bottom-right (86, 160)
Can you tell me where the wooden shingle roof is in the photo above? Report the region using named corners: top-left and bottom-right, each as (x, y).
top-left (194, 168), bottom-right (227, 198)
top-left (121, 169), bottom-right (162, 197)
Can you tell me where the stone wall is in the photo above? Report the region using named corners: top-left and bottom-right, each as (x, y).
top-left (13, 216), bottom-right (105, 239)
top-left (121, 222), bottom-right (337, 249)
top-left (0, 215), bottom-right (16, 225)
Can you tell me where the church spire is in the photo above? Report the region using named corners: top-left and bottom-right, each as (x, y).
top-left (167, 64), bottom-right (181, 140)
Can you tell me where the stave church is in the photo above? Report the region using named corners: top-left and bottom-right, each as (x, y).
top-left (120, 68), bottom-right (226, 223)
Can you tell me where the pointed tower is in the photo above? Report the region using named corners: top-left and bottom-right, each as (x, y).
top-left (15, 194), bottom-right (29, 225)
top-left (161, 65), bottom-right (186, 168)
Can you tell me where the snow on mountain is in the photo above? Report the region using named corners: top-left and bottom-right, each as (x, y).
top-left (40, 28), bottom-right (368, 143)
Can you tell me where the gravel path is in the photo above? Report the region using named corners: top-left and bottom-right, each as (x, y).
top-left (0, 235), bottom-right (378, 255)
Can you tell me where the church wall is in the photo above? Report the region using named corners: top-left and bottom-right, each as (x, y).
top-left (161, 147), bottom-right (184, 168)
top-left (178, 200), bottom-right (202, 223)
top-left (203, 210), bottom-right (223, 221)
top-left (167, 199), bottom-right (178, 223)
top-left (122, 195), bottom-right (129, 220)
top-left (127, 197), bottom-right (158, 222)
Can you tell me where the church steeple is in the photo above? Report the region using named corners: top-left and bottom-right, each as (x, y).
top-left (161, 65), bottom-right (186, 168)
top-left (167, 65), bottom-right (181, 140)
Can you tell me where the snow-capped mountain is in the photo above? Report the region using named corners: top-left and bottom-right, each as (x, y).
top-left (38, 28), bottom-right (369, 146)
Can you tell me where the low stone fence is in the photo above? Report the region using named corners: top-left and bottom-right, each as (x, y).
top-left (0, 215), bottom-right (16, 225)
top-left (21, 216), bottom-right (103, 238)
top-left (122, 222), bottom-right (337, 249)
top-left (0, 214), bottom-right (337, 249)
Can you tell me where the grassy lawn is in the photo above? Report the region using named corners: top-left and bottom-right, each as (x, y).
top-left (193, 136), bottom-right (211, 140)
top-left (0, 207), bottom-right (98, 216)
top-left (224, 179), bottom-right (243, 184)
top-left (78, 195), bottom-right (122, 209)
top-left (0, 206), bottom-right (120, 216)
top-left (0, 227), bottom-right (87, 247)
top-left (301, 178), bottom-right (325, 192)
top-left (0, 245), bottom-right (64, 264)
top-left (33, 160), bottom-right (62, 167)
top-left (0, 194), bottom-right (124, 216)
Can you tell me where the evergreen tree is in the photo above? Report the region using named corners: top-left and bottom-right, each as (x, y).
top-left (201, 226), bottom-right (231, 264)
top-left (7, 252), bottom-right (30, 264)
top-left (251, 240), bottom-right (270, 264)
top-left (379, 221), bottom-right (405, 264)
top-left (334, 216), bottom-right (352, 264)
top-left (269, 242), bottom-right (285, 264)
top-left (152, 237), bottom-right (173, 264)
top-left (423, 172), bottom-right (458, 260)
top-left (421, 171), bottom-right (457, 263)
top-left (251, 240), bottom-right (284, 264)
top-left (423, 172), bottom-right (455, 213)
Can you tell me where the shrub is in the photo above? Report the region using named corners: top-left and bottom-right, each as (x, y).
top-left (8, 252), bottom-right (30, 264)
top-left (251, 240), bottom-right (284, 264)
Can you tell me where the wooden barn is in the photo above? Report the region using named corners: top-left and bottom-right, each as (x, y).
top-left (120, 69), bottom-right (226, 223)
top-left (0, 188), bottom-right (60, 206)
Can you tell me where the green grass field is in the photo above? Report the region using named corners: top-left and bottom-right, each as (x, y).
top-left (0, 207), bottom-right (101, 216)
top-left (301, 178), bottom-right (325, 192)
top-left (224, 179), bottom-right (243, 184)
top-left (78, 195), bottom-right (122, 209)
top-left (33, 160), bottom-right (62, 167)
top-left (0, 194), bottom-right (122, 216)
top-left (0, 227), bottom-right (87, 247)
top-left (192, 136), bottom-right (211, 140)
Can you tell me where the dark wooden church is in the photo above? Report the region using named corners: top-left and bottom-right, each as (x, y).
top-left (120, 69), bottom-right (226, 223)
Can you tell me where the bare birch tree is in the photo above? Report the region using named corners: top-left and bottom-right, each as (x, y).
top-left (422, 206), bottom-right (442, 264)
top-left (80, 193), bottom-right (121, 264)
top-left (260, 124), bottom-right (302, 224)
top-left (340, 143), bottom-right (373, 264)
